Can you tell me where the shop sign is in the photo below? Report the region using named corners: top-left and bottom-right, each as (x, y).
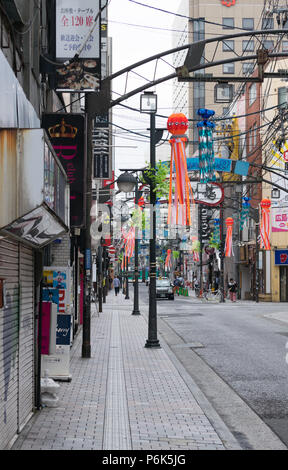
top-left (272, 206), bottom-right (288, 232)
top-left (55, 0), bottom-right (101, 92)
top-left (275, 250), bottom-right (288, 266)
top-left (42, 113), bottom-right (86, 227)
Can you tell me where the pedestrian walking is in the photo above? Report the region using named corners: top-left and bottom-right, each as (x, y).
top-left (113, 276), bottom-right (120, 296)
top-left (228, 278), bottom-right (237, 302)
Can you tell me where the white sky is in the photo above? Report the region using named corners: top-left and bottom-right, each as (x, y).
top-left (107, 0), bottom-right (184, 175)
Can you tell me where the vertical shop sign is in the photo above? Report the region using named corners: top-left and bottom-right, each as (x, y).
top-left (93, 114), bottom-right (111, 179)
top-left (42, 113), bottom-right (86, 227)
top-left (55, 0), bottom-right (101, 92)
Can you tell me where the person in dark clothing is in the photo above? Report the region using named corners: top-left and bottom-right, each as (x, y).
top-left (228, 278), bottom-right (237, 302)
top-left (113, 276), bottom-right (120, 296)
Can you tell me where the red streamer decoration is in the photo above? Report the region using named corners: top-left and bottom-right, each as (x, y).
top-left (165, 249), bottom-right (172, 271)
top-left (260, 199), bottom-right (271, 250)
top-left (225, 217), bottom-right (234, 257)
top-left (167, 113), bottom-right (194, 226)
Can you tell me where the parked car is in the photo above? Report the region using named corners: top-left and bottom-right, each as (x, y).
top-left (156, 278), bottom-right (174, 300)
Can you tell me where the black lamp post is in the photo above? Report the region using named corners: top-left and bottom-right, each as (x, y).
top-left (140, 91), bottom-right (161, 349)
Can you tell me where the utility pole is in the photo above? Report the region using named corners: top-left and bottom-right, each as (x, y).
top-left (220, 202), bottom-right (225, 303)
top-left (82, 102), bottom-right (92, 359)
top-left (97, 244), bottom-right (103, 313)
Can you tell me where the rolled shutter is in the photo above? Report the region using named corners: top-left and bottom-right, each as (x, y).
top-left (18, 244), bottom-right (34, 431)
top-left (0, 239), bottom-right (19, 450)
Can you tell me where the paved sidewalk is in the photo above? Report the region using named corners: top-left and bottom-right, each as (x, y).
top-left (12, 291), bottom-right (241, 451)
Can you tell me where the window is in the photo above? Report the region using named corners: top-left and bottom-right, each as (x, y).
top-left (249, 127), bottom-right (253, 151)
top-left (223, 107), bottom-right (229, 116)
top-left (278, 87), bottom-right (288, 108)
top-left (263, 40), bottom-right (274, 51)
top-left (243, 62), bottom-right (254, 74)
top-left (283, 41), bottom-right (288, 52)
top-left (223, 18), bottom-right (234, 29)
top-left (223, 40), bottom-right (234, 52)
top-left (262, 17), bottom-right (274, 29)
top-left (249, 83), bottom-right (257, 106)
top-left (223, 63), bottom-right (235, 74)
top-left (253, 123), bottom-right (257, 148)
top-left (243, 40), bottom-right (254, 52)
top-left (242, 18), bottom-right (254, 30)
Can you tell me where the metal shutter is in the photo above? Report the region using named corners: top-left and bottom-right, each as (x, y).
top-left (0, 239), bottom-right (19, 450)
top-left (18, 244), bottom-right (34, 431)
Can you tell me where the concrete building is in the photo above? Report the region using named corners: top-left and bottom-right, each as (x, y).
top-left (173, 0), bottom-right (265, 154)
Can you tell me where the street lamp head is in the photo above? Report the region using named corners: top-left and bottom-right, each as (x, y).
top-left (271, 187), bottom-right (280, 199)
top-left (140, 91), bottom-right (157, 114)
top-left (117, 171), bottom-right (137, 193)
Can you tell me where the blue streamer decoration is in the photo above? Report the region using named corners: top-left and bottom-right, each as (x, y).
top-left (197, 109), bottom-right (216, 183)
top-left (240, 197), bottom-right (251, 231)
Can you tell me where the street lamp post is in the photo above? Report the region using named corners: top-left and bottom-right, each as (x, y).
top-left (132, 178), bottom-right (140, 315)
top-left (141, 91), bottom-right (161, 349)
top-left (117, 171), bottom-right (140, 308)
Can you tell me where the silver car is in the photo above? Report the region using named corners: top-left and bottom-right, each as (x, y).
top-left (156, 279), bottom-right (174, 300)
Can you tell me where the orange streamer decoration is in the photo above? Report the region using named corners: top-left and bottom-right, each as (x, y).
top-left (165, 249), bottom-right (172, 271)
top-left (260, 199), bottom-right (271, 250)
top-left (225, 217), bottom-right (234, 257)
top-left (123, 226), bottom-right (135, 268)
top-left (167, 113), bottom-right (194, 226)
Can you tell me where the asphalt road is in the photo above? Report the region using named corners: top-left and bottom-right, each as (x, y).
top-left (139, 284), bottom-right (288, 448)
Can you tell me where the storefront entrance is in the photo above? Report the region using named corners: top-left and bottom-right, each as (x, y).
top-left (280, 267), bottom-right (288, 302)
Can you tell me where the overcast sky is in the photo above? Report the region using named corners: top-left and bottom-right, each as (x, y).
top-left (107, 0), bottom-right (185, 174)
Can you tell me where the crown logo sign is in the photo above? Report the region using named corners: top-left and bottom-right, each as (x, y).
top-left (48, 118), bottom-right (78, 139)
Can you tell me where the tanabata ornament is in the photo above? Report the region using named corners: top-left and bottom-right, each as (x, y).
top-left (240, 197), bottom-right (251, 231)
top-left (167, 113), bottom-right (194, 226)
top-left (197, 108), bottom-right (216, 183)
top-left (165, 249), bottom-right (172, 271)
top-left (260, 198), bottom-right (271, 250)
top-left (225, 217), bottom-right (234, 257)
top-left (122, 226), bottom-right (135, 268)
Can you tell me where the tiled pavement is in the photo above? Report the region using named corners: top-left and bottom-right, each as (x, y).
top-left (12, 292), bottom-right (241, 451)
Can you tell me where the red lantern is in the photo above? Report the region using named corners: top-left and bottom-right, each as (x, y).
top-left (167, 113), bottom-right (188, 136)
top-left (260, 199), bottom-right (271, 210)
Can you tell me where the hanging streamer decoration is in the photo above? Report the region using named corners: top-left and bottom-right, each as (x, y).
top-left (192, 238), bottom-right (200, 263)
top-left (224, 217), bottom-right (234, 257)
top-left (167, 113), bottom-right (195, 226)
top-left (165, 249), bottom-right (172, 271)
top-left (197, 108), bottom-right (216, 183)
top-left (122, 226), bottom-right (135, 268)
top-left (240, 197), bottom-right (251, 231)
top-left (260, 198), bottom-right (271, 250)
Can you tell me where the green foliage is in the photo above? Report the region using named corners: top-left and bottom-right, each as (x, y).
top-left (172, 250), bottom-right (180, 260)
top-left (208, 233), bottom-right (220, 250)
top-left (140, 160), bottom-right (170, 199)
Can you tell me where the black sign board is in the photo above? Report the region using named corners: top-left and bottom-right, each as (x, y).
top-left (93, 117), bottom-right (111, 179)
top-left (42, 113), bottom-right (86, 227)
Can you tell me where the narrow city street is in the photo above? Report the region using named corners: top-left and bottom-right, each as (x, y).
top-left (140, 284), bottom-right (288, 448)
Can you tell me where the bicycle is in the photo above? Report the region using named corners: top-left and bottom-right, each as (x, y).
top-left (202, 288), bottom-right (221, 303)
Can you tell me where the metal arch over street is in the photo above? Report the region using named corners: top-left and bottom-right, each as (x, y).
top-left (103, 29), bottom-right (288, 109)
